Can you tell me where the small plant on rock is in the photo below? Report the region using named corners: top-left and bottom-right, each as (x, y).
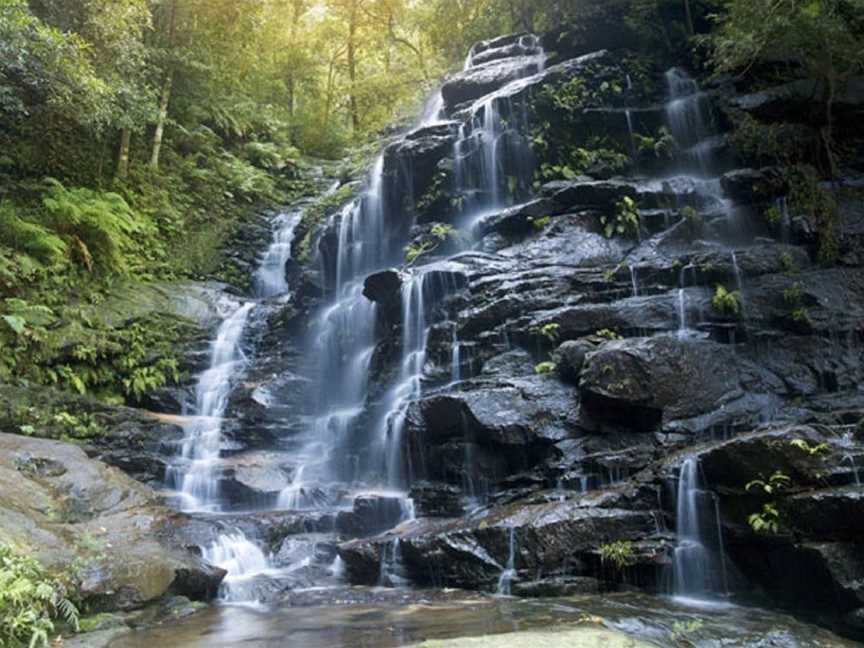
top-left (601, 196), bottom-right (640, 239)
top-left (789, 438), bottom-right (829, 456)
top-left (746, 470), bottom-right (791, 495)
top-left (711, 285), bottom-right (741, 316)
top-left (534, 361), bottom-right (557, 375)
top-left (594, 329), bottom-right (622, 341)
top-left (748, 503), bottom-right (781, 535)
top-left (599, 540), bottom-right (635, 571)
top-left (527, 214), bottom-right (552, 230)
top-left (530, 322), bottom-right (560, 343)
top-left (670, 618), bottom-right (704, 644)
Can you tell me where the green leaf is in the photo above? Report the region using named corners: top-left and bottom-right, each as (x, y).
top-left (2, 314), bottom-right (26, 335)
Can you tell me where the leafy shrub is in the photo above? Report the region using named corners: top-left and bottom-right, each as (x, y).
top-left (599, 540), bottom-right (635, 571)
top-left (748, 503), bottom-right (780, 535)
top-left (711, 285), bottom-right (741, 316)
top-left (41, 179), bottom-right (153, 273)
top-left (0, 544), bottom-right (79, 648)
top-left (601, 197), bottom-right (640, 238)
top-left (0, 204), bottom-right (67, 266)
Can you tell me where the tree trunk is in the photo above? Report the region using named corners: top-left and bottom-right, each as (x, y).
top-left (150, 72), bottom-right (173, 170)
top-left (683, 0), bottom-right (695, 36)
top-left (150, 0), bottom-right (177, 170)
top-left (347, 2), bottom-right (360, 134)
top-left (116, 128), bottom-right (131, 180)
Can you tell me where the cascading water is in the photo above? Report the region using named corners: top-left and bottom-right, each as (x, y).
top-left (672, 457), bottom-right (729, 603)
top-left (665, 68), bottom-right (716, 172)
top-left (451, 329), bottom-right (462, 383)
top-left (167, 197), bottom-right (316, 600)
top-left (379, 273), bottom-right (430, 489)
top-left (203, 533), bottom-right (273, 604)
top-left (170, 300), bottom-right (255, 512)
top-left (454, 41), bottom-right (545, 218)
top-left (255, 210), bottom-right (302, 298)
top-left (495, 526), bottom-right (517, 596)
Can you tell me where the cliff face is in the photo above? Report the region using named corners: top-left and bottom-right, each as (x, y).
top-left (2, 18), bottom-right (862, 644)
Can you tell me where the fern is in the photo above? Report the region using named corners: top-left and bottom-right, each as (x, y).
top-left (0, 544), bottom-right (78, 647)
top-left (40, 178), bottom-right (152, 273)
top-left (0, 203), bottom-right (67, 265)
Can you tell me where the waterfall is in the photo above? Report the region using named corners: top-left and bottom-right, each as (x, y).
top-left (451, 328), bottom-right (462, 383)
top-left (255, 210), bottom-right (302, 298)
top-left (202, 532), bottom-right (273, 604)
top-left (170, 301), bottom-right (255, 512)
top-left (379, 538), bottom-right (409, 587)
top-left (379, 273), bottom-right (431, 489)
top-left (676, 264), bottom-right (699, 339)
top-left (629, 265), bottom-right (639, 297)
top-left (495, 526), bottom-right (517, 596)
top-left (453, 41), bottom-right (545, 217)
top-left (664, 68), bottom-right (716, 172)
top-left (276, 159), bottom-right (388, 505)
top-left (672, 457), bottom-right (729, 602)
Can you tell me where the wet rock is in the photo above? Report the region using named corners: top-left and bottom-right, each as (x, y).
top-left (0, 433), bottom-right (223, 611)
top-left (409, 481), bottom-right (464, 518)
top-left (733, 541), bottom-right (864, 629)
top-left (339, 499), bottom-right (657, 589)
top-left (689, 425), bottom-right (859, 493)
top-left (730, 78), bottom-right (864, 123)
top-left (721, 167), bottom-right (787, 204)
top-left (579, 335), bottom-right (742, 430)
top-left (363, 269), bottom-right (404, 305)
top-left (542, 179), bottom-right (636, 211)
top-left (384, 129), bottom-right (456, 203)
top-left (786, 488), bottom-right (864, 541)
top-left (442, 56), bottom-right (544, 109)
top-left (554, 340), bottom-right (596, 385)
top-left (512, 575), bottom-right (602, 597)
top-left (336, 495), bottom-right (406, 537)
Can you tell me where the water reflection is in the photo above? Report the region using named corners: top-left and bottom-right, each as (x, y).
top-left (108, 590), bottom-right (856, 648)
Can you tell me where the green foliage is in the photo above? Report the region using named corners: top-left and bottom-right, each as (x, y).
top-left (534, 361), bottom-right (557, 375)
top-left (787, 165), bottom-right (840, 264)
top-left (51, 411), bottom-right (103, 441)
top-left (0, 544), bottom-right (79, 648)
top-left (680, 205), bottom-right (703, 237)
top-left (530, 323), bottom-right (560, 343)
top-left (598, 541), bottom-right (635, 571)
top-left (746, 470), bottom-right (791, 495)
top-left (789, 438), bottom-right (829, 456)
top-left (670, 619), bottom-right (704, 644)
top-left (748, 503), bottom-right (781, 535)
top-left (711, 285), bottom-right (741, 316)
top-left (527, 215), bottom-right (553, 230)
top-left (634, 127), bottom-right (677, 160)
top-left (779, 252), bottom-right (797, 273)
top-left (0, 205), bottom-right (67, 266)
top-left (600, 197), bottom-right (640, 239)
top-left (41, 179), bottom-right (153, 273)
top-left (595, 329), bottom-right (622, 341)
top-left (404, 224), bottom-right (456, 264)
top-left (783, 282), bottom-right (804, 306)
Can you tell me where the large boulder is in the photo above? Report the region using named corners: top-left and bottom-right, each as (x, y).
top-left (442, 56), bottom-right (544, 109)
top-left (0, 433), bottom-right (224, 611)
top-left (338, 498), bottom-right (658, 589)
top-left (579, 335), bottom-right (743, 430)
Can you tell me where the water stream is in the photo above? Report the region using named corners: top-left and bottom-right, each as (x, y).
top-left (672, 457), bottom-right (729, 604)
